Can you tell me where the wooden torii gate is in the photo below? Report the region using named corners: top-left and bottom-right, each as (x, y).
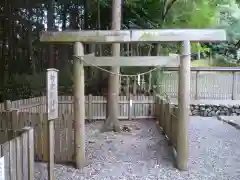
top-left (40, 29), bottom-right (226, 171)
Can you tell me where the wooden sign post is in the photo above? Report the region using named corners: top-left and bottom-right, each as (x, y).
top-left (40, 29), bottom-right (226, 171)
top-left (46, 68), bottom-right (58, 180)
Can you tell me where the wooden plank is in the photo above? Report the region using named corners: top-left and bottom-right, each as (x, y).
top-left (29, 113), bottom-right (37, 160)
top-left (42, 113), bottom-right (48, 161)
top-left (0, 112), bottom-right (7, 144)
top-left (88, 95), bottom-right (93, 121)
top-left (9, 139), bottom-right (17, 180)
top-left (6, 111), bottom-right (12, 140)
top-left (54, 117), bottom-right (60, 162)
top-left (36, 113), bottom-right (43, 160)
top-left (11, 110), bottom-right (18, 137)
top-left (0, 145), bottom-right (2, 180)
top-left (83, 54), bottom-right (179, 67)
top-left (40, 29), bottom-right (226, 43)
top-left (60, 114), bottom-right (67, 162)
top-left (66, 114), bottom-right (73, 162)
top-left (21, 132), bottom-right (28, 180)
top-left (2, 141), bottom-right (10, 180)
top-left (27, 128), bottom-right (34, 180)
top-left (15, 137), bottom-right (23, 180)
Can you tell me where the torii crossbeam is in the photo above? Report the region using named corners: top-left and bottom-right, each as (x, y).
top-left (40, 29), bottom-right (226, 43)
top-left (40, 29), bottom-right (226, 171)
top-left (82, 53), bottom-right (180, 67)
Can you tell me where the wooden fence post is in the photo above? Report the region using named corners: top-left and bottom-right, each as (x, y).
top-left (159, 99), bottom-right (162, 126)
top-left (195, 71), bottom-right (199, 100)
top-left (159, 99), bottom-right (164, 127)
top-left (15, 136), bottom-right (22, 180)
top-left (165, 102), bottom-right (172, 145)
top-left (160, 99), bottom-right (166, 133)
top-left (27, 128), bottom-right (34, 180)
top-left (172, 106), bottom-right (178, 148)
top-left (11, 110), bottom-right (18, 137)
top-left (232, 71), bottom-right (237, 100)
top-left (126, 77), bottom-right (130, 97)
top-left (155, 96), bottom-right (159, 123)
top-left (133, 77), bottom-right (137, 95)
top-left (4, 100), bottom-right (11, 111)
top-left (128, 94), bottom-right (133, 120)
top-left (46, 68), bottom-right (59, 180)
top-left (88, 94), bottom-right (93, 121)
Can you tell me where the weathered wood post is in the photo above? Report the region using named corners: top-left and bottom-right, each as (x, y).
top-left (46, 68), bottom-right (58, 180)
top-left (4, 100), bottom-right (11, 111)
top-left (73, 42), bottom-right (85, 168)
top-left (88, 94), bottom-right (93, 121)
top-left (195, 70), bottom-right (199, 100)
top-left (177, 40), bottom-right (191, 170)
top-left (133, 77), bottom-right (137, 95)
top-left (128, 94), bottom-right (133, 121)
top-left (232, 71), bottom-right (237, 100)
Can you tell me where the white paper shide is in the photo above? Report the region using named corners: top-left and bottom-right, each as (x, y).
top-left (47, 69), bottom-right (58, 120)
top-left (0, 156), bottom-right (5, 180)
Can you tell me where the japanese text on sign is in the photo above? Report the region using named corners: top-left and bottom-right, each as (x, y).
top-left (47, 69), bottom-right (58, 120)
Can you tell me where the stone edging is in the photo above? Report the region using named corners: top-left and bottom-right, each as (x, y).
top-left (216, 116), bottom-right (240, 130)
top-left (185, 104), bottom-right (240, 117)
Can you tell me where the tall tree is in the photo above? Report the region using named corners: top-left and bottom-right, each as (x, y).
top-left (102, 0), bottom-right (122, 132)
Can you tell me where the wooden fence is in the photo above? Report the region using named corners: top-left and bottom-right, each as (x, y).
top-left (0, 96), bottom-right (155, 120)
top-left (0, 110), bottom-right (78, 163)
top-left (158, 67), bottom-right (240, 100)
top-left (0, 126), bottom-right (34, 180)
top-left (155, 96), bottom-right (179, 161)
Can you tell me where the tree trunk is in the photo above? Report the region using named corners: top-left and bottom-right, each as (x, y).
top-left (83, 0), bottom-right (89, 54)
top-left (0, 3), bottom-right (7, 95)
top-left (28, 6), bottom-right (35, 74)
top-left (97, 0), bottom-right (102, 55)
top-left (101, 0), bottom-right (122, 132)
top-left (197, 43), bottom-right (201, 60)
top-left (47, 0), bottom-right (55, 68)
top-left (58, 4), bottom-right (68, 70)
top-left (7, 1), bottom-right (13, 77)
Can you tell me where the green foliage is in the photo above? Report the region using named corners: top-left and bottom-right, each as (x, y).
top-left (208, 0), bottom-right (240, 66)
top-left (1, 0), bottom-right (238, 100)
top-left (58, 66), bottom-right (73, 95)
top-left (1, 73), bottom-right (45, 101)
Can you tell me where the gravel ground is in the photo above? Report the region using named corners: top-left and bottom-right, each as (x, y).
top-left (35, 117), bottom-right (240, 180)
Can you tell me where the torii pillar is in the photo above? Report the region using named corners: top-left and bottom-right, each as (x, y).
top-left (177, 40), bottom-right (191, 170)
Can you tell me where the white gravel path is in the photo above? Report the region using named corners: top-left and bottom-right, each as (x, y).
top-left (35, 117), bottom-right (240, 180)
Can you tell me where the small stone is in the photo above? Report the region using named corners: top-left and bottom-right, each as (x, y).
top-left (106, 140), bottom-right (112, 143)
top-left (122, 125), bottom-right (131, 132)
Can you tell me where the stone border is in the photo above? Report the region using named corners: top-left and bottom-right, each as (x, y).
top-left (184, 104), bottom-right (240, 117)
top-left (216, 116), bottom-right (240, 130)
